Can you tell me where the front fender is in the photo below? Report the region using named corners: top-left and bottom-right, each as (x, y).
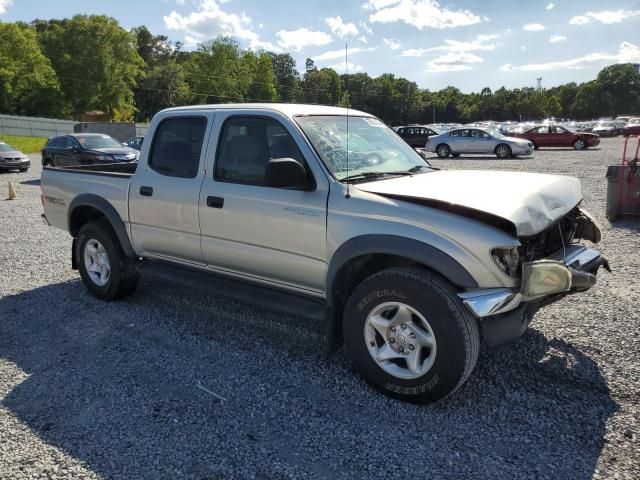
top-left (326, 234), bottom-right (479, 305)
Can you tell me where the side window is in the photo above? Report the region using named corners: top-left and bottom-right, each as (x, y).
top-left (471, 129), bottom-right (480, 138)
top-left (215, 116), bottom-right (306, 187)
top-left (61, 137), bottom-right (74, 149)
top-left (479, 130), bottom-right (490, 139)
top-left (48, 138), bottom-right (61, 148)
top-left (461, 129), bottom-right (471, 137)
top-left (149, 117), bottom-right (206, 179)
top-left (398, 128), bottom-right (405, 136)
top-left (450, 130), bottom-right (460, 137)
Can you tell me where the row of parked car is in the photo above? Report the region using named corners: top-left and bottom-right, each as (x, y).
top-left (395, 115), bottom-right (640, 159)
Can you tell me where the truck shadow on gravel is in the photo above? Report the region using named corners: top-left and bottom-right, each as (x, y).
top-left (1, 280), bottom-right (617, 479)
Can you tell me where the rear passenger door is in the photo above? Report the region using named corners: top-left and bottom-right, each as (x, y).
top-left (198, 112), bottom-right (329, 294)
top-left (130, 113), bottom-right (213, 264)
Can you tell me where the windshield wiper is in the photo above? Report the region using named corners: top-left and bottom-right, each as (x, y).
top-left (339, 171), bottom-right (403, 183)
top-left (340, 165), bottom-right (433, 183)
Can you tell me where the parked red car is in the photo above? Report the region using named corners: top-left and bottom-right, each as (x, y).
top-left (623, 118), bottom-right (640, 137)
top-left (515, 125), bottom-right (600, 150)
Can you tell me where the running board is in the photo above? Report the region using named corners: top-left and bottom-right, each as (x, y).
top-left (137, 260), bottom-right (328, 323)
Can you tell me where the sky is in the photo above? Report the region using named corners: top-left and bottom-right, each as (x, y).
top-left (2, 0), bottom-right (640, 92)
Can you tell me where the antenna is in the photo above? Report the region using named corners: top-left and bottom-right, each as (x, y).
top-left (345, 42), bottom-right (351, 199)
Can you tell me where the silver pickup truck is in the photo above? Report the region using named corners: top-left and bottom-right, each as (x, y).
top-left (41, 104), bottom-right (608, 403)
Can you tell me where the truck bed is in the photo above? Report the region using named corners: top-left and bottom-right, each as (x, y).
top-left (41, 163), bottom-right (135, 232)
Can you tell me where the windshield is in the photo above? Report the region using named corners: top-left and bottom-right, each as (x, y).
top-left (295, 115), bottom-right (432, 181)
top-left (77, 135), bottom-right (123, 149)
top-left (0, 143), bottom-right (17, 152)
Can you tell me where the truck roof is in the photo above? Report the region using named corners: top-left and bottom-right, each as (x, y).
top-left (159, 103), bottom-right (372, 119)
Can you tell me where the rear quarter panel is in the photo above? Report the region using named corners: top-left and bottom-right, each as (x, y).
top-left (41, 168), bottom-right (132, 233)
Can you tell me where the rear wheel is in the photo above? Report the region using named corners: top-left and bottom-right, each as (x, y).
top-left (76, 220), bottom-right (139, 301)
top-left (342, 267), bottom-right (480, 403)
top-left (495, 144), bottom-right (512, 159)
top-left (573, 139), bottom-right (587, 150)
top-left (436, 144), bottom-right (451, 158)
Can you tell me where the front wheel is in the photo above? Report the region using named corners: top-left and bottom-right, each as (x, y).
top-left (495, 144), bottom-right (512, 159)
top-left (76, 220), bottom-right (139, 301)
top-left (436, 144), bottom-right (451, 158)
top-left (573, 139), bottom-right (587, 150)
top-left (342, 268), bottom-right (480, 403)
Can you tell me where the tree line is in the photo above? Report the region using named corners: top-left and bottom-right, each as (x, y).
top-left (1, 15), bottom-right (639, 125)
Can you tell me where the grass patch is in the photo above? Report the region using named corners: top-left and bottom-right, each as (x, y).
top-left (0, 134), bottom-right (47, 153)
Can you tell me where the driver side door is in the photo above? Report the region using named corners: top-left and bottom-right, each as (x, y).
top-left (199, 113), bottom-right (330, 294)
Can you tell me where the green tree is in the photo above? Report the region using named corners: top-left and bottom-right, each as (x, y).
top-left (302, 68), bottom-right (341, 105)
top-left (184, 37), bottom-right (245, 103)
top-left (34, 15), bottom-right (145, 120)
top-left (596, 63), bottom-right (640, 116)
top-left (0, 22), bottom-right (63, 116)
top-left (545, 95), bottom-right (562, 117)
top-left (269, 53), bottom-right (300, 102)
top-left (248, 53), bottom-right (277, 101)
top-left (132, 26), bottom-right (190, 121)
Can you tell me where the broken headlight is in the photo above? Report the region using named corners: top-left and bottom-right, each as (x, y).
top-left (491, 247), bottom-right (520, 277)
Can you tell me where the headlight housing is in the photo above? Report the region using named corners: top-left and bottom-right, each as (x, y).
top-left (491, 247), bottom-right (520, 277)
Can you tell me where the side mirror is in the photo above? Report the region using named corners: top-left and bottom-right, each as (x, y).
top-left (265, 158), bottom-right (309, 189)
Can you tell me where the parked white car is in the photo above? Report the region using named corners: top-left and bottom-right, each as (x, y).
top-left (425, 127), bottom-right (534, 158)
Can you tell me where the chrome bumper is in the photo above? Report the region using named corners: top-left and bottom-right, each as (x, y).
top-left (459, 245), bottom-right (608, 318)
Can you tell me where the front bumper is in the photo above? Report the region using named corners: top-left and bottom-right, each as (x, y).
top-left (458, 245), bottom-right (608, 319)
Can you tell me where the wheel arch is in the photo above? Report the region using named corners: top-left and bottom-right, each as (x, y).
top-left (68, 194), bottom-right (135, 258)
top-left (325, 235), bottom-right (478, 353)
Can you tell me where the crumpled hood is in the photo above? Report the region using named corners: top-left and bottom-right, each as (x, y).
top-left (357, 170), bottom-right (583, 236)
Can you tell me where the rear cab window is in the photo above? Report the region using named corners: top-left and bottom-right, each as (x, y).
top-left (149, 117), bottom-right (207, 178)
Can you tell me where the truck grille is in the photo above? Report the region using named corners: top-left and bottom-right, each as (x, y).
top-left (519, 208), bottom-right (579, 262)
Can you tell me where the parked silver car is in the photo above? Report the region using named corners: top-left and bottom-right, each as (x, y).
top-left (426, 127), bottom-right (534, 159)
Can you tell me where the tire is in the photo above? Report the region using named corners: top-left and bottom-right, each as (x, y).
top-left (451, 153), bottom-right (461, 158)
top-left (342, 267), bottom-right (480, 403)
top-left (495, 144), bottom-right (512, 159)
top-left (573, 138), bottom-right (587, 150)
top-left (533, 143), bottom-right (539, 150)
top-left (436, 144), bottom-right (451, 158)
top-left (76, 220), bottom-right (139, 301)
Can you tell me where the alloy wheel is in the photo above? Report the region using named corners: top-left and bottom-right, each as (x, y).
top-left (364, 302), bottom-right (437, 380)
top-left (83, 239), bottom-right (111, 287)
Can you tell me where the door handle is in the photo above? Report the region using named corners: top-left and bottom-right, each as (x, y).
top-left (140, 186), bottom-right (153, 196)
top-left (207, 196), bottom-right (224, 208)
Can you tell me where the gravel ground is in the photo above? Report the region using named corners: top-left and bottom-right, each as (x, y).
top-left (1, 139), bottom-right (638, 479)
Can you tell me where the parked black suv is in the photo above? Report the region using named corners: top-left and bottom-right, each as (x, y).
top-left (42, 134), bottom-right (139, 167)
top-left (397, 125), bottom-right (441, 148)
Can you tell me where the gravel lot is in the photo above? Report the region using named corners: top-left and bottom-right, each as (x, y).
top-left (1, 138), bottom-right (638, 479)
